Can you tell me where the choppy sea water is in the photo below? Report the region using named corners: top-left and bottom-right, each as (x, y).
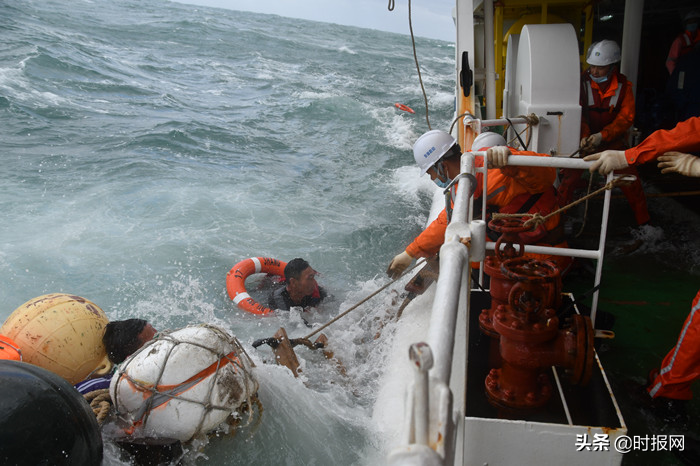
top-left (1, 0), bottom-right (454, 464)
top-left (3, 1), bottom-right (700, 465)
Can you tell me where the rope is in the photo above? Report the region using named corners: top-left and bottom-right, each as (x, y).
top-left (492, 176), bottom-right (632, 229)
top-left (505, 117), bottom-right (528, 150)
top-left (502, 114), bottom-right (539, 150)
top-left (302, 259), bottom-right (427, 340)
top-left (405, 0), bottom-right (431, 130)
top-left (84, 388), bottom-right (112, 425)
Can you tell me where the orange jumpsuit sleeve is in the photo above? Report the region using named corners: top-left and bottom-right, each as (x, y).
top-left (625, 117), bottom-right (700, 165)
top-left (405, 208), bottom-right (448, 258)
top-left (599, 80), bottom-right (635, 144)
top-left (500, 151), bottom-right (556, 195)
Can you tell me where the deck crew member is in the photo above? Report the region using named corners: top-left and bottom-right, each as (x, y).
top-left (387, 130), bottom-right (569, 279)
top-left (268, 258), bottom-right (326, 311)
top-left (559, 40), bottom-right (650, 226)
top-left (666, 10), bottom-right (700, 75)
top-left (586, 117), bottom-right (700, 416)
top-left (646, 289), bottom-right (700, 411)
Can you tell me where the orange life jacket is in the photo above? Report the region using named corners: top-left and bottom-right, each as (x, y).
top-left (581, 70), bottom-right (634, 149)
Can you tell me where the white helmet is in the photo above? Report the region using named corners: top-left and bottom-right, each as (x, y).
top-left (413, 130), bottom-right (457, 176)
top-left (586, 40), bottom-right (621, 66)
top-left (684, 10), bottom-right (700, 22)
top-left (471, 131), bottom-right (507, 151)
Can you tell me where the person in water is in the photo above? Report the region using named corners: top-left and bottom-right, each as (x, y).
top-left (386, 129), bottom-right (569, 279)
top-left (74, 318), bottom-right (157, 394)
top-left (268, 258), bottom-right (326, 311)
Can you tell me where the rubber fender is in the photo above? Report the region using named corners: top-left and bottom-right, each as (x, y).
top-left (0, 359), bottom-right (103, 465)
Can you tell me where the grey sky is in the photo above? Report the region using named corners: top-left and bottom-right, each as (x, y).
top-left (174, 0), bottom-right (456, 42)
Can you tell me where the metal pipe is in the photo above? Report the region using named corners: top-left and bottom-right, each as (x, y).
top-left (620, 0), bottom-right (644, 98)
top-left (427, 153), bottom-right (475, 383)
top-left (483, 0), bottom-right (496, 119)
top-left (552, 366), bottom-right (574, 425)
top-left (473, 117), bottom-right (531, 128)
top-left (485, 242), bottom-right (602, 260)
top-left (471, 152), bottom-right (592, 169)
top-left (498, 154), bottom-right (591, 169)
top-left (590, 174), bottom-right (613, 326)
top-left (409, 342), bottom-right (434, 446)
top-left (429, 241), bottom-right (468, 384)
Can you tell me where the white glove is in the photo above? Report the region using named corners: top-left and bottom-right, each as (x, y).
top-left (583, 150), bottom-right (629, 175)
top-left (387, 251), bottom-right (414, 279)
top-left (486, 146), bottom-right (510, 168)
top-left (657, 152), bottom-right (700, 177)
top-left (580, 133), bottom-right (603, 152)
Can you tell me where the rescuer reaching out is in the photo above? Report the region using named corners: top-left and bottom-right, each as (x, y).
top-left (586, 116), bottom-right (700, 423)
top-left (584, 116), bottom-right (700, 177)
top-left (387, 130), bottom-right (569, 279)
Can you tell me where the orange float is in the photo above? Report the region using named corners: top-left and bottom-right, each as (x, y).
top-left (226, 257), bottom-right (287, 315)
top-left (0, 335), bottom-right (22, 361)
top-left (394, 102), bottom-right (415, 113)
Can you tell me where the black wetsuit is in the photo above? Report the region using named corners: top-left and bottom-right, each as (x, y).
top-left (268, 285), bottom-right (327, 311)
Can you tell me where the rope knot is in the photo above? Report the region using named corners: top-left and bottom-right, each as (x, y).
top-left (523, 212), bottom-right (546, 229)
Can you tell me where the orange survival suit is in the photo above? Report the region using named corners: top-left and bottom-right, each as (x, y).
top-left (666, 29), bottom-right (700, 75)
top-left (648, 289), bottom-right (700, 400)
top-left (406, 149), bottom-right (571, 272)
top-left (560, 68), bottom-right (650, 225)
top-left (625, 116), bottom-right (700, 165)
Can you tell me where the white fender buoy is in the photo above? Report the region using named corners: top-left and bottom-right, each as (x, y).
top-left (110, 324), bottom-right (259, 442)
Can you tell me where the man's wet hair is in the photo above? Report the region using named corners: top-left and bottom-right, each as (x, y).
top-left (103, 318), bottom-right (149, 364)
top-left (284, 258), bottom-right (311, 282)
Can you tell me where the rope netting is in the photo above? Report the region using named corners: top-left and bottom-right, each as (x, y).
top-left (109, 323), bottom-right (260, 440)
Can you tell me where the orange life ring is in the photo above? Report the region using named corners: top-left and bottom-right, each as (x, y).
top-left (226, 257), bottom-right (287, 315)
top-left (0, 334), bottom-right (22, 361)
top-left (394, 102), bottom-right (415, 114)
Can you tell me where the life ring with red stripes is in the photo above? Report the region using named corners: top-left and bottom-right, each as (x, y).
top-left (226, 257), bottom-right (287, 315)
top-left (394, 102), bottom-right (415, 113)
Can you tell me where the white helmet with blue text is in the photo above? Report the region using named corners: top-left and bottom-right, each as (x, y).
top-left (413, 130), bottom-right (457, 176)
top-left (471, 131), bottom-right (507, 151)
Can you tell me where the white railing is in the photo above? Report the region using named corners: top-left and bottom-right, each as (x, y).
top-left (388, 150), bottom-right (613, 465)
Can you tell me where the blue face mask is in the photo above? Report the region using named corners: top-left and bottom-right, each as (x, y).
top-left (687, 23), bottom-right (699, 32)
top-left (432, 162), bottom-right (451, 188)
top-left (434, 177), bottom-right (451, 189)
top-left (590, 74), bottom-right (609, 83)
